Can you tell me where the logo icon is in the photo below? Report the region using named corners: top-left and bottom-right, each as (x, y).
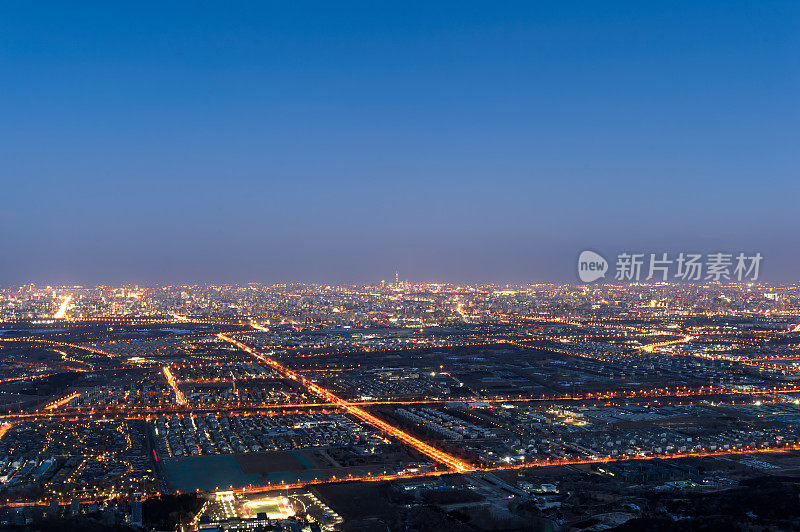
top-left (578, 250), bottom-right (608, 283)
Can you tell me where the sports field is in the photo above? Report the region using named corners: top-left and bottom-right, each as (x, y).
top-left (244, 497), bottom-right (295, 519)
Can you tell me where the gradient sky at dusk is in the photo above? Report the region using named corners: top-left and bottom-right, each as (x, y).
top-left (1, 2), bottom-right (798, 285)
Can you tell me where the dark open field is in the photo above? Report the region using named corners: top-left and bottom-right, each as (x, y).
top-left (236, 450), bottom-right (316, 473)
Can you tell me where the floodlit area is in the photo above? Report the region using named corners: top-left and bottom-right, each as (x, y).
top-left (243, 496), bottom-right (295, 519)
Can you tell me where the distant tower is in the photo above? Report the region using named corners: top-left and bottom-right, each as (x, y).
top-left (395, 271), bottom-right (399, 287)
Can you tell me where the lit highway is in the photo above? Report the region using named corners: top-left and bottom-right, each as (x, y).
top-left (217, 334), bottom-right (472, 472)
top-left (53, 294), bottom-right (72, 319)
top-left (162, 365), bottom-right (187, 405)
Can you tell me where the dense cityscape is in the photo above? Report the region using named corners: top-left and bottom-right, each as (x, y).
top-left (0, 281), bottom-right (798, 530)
top-left (4, 0), bottom-right (797, 529)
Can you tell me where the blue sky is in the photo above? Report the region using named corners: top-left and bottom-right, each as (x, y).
top-left (1, 2), bottom-right (798, 284)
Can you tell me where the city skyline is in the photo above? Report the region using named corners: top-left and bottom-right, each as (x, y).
top-left (2, 4), bottom-right (799, 529)
top-left (0, 281), bottom-right (799, 530)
